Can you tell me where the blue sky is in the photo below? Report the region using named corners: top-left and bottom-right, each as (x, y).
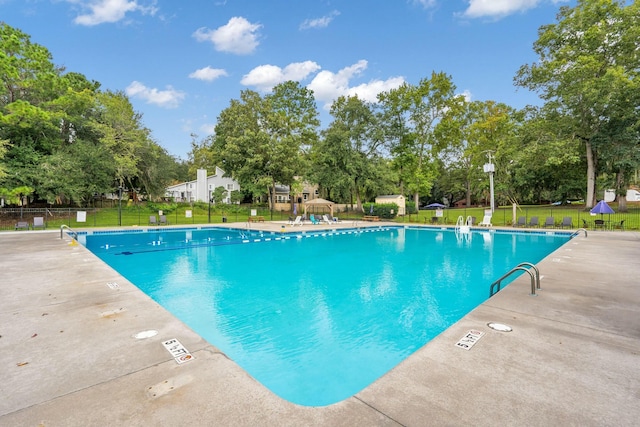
top-left (2, 0), bottom-right (572, 159)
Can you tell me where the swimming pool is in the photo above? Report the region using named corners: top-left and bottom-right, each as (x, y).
top-left (81, 226), bottom-right (571, 406)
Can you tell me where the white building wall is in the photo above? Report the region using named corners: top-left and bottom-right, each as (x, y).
top-left (197, 169), bottom-right (208, 202)
top-left (165, 167), bottom-right (240, 203)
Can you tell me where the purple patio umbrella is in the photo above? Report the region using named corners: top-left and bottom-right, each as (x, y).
top-left (590, 200), bottom-right (615, 223)
top-left (425, 203), bottom-right (446, 209)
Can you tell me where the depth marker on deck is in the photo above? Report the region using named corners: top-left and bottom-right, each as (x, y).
top-left (455, 330), bottom-right (485, 350)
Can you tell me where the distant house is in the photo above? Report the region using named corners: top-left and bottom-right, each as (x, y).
top-left (604, 188), bottom-right (640, 202)
top-left (273, 180), bottom-right (319, 211)
top-left (165, 167), bottom-right (240, 204)
top-left (375, 194), bottom-right (406, 215)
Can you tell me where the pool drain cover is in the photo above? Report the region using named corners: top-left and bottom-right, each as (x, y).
top-left (487, 323), bottom-right (513, 332)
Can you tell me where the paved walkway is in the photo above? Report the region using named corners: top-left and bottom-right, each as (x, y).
top-left (1, 224), bottom-right (639, 426)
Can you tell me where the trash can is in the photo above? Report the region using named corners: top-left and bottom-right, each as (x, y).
top-left (222, 217), bottom-right (227, 223)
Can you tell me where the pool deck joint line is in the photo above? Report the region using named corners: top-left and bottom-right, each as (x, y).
top-left (1, 221), bottom-right (639, 426)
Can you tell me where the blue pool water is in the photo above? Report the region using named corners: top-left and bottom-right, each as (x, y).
top-left (82, 226), bottom-right (570, 406)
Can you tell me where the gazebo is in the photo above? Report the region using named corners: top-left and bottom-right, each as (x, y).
top-left (303, 198), bottom-right (334, 217)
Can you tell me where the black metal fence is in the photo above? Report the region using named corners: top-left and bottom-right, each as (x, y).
top-left (2, 204), bottom-right (639, 231)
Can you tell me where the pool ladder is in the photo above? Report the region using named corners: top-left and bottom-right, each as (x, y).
top-left (489, 262), bottom-right (541, 297)
top-left (60, 224), bottom-right (79, 240)
top-left (455, 215), bottom-right (472, 234)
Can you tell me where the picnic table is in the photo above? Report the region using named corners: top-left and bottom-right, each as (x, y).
top-left (362, 215), bottom-right (380, 222)
top-left (248, 216), bottom-right (265, 222)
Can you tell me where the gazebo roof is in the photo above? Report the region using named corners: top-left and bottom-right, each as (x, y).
top-left (303, 198), bottom-right (334, 216)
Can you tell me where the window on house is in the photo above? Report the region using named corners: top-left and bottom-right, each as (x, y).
top-left (227, 184), bottom-right (233, 190)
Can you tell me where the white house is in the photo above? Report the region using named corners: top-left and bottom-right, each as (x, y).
top-left (165, 167), bottom-right (240, 204)
top-left (604, 188), bottom-right (640, 203)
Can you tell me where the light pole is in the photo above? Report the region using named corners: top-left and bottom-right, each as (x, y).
top-left (483, 152), bottom-right (495, 213)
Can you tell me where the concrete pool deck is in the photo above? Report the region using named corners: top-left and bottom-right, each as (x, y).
top-left (1, 223), bottom-right (639, 426)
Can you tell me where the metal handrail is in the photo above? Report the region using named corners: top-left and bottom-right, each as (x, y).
top-left (490, 262), bottom-right (540, 297)
top-left (570, 228), bottom-right (588, 238)
top-left (60, 224), bottom-right (78, 240)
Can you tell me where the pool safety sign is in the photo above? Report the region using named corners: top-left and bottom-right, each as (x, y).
top-left (162, 338), bottom-right (194, 364)
top-left (455, 330), bottom-right (485, 350)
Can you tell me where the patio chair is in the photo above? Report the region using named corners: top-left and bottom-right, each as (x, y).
top-left (291, 215), bottom-right (303, 226)
top-left (159, 215), bottom-right (169, 225)
top-left (543, 217), bottom-right (555, 228)
top-left (149, 215), bottom-right (157, 225)
top-left (527, 216), bottom-right (539, 227)
top-left (15, 221), bottom-right (29, 231)
top-left (514, 216), bottom-right (526, 227)
top-left (582, 219), bottom-right (589, 229)
top-left (613, 220), bottom-right (625, 231)
top-left (594, 219), bottom-right (605, 230)
top-left (309, 214), bottom-right (320, 225)
top-left (478, 215), bottom-right (492, 227)
top-left (322, 214), bottom-right (332, 224)
top-left (560, 217), bottom-right (573, 228)
top-left (32, 217), bottom-right (45, 229)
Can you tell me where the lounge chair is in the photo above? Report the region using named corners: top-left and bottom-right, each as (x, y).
top-left (514, 216), bottom-right (526, 227)
top-left (33, 217), bottom-right (45, 229)
top-left (478, 215), bottom-right (492, 227)
top-left (291, 216), bottom-right (302, 226)
top-left (543, 217), bottom-right (555, 228)
top-left (15, 221), bottom-right (29, 230)
top-left (322, 214), bottom-right (333, 224)
top-left (159, 215), bottom-right (169, 225)
top-left (149, 215), bottom-right (157, 225)
top-left (328, 215), bottom-right (340, 223)
top-left (527, 216), bottom-right (539, 227)
top-left (560, 217), bottom-right (572, 228)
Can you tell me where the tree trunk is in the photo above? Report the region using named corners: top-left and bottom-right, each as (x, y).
top-left (616, 170), bottom-right (628, 213)
top-left (465, 179), bottom-right (471, 207)
top-left (585, 140), bottom-right (596, 208)
top-left (269, 178), bottom-right (276, 211)
top-left (413, 192), bottom-right (419, 210)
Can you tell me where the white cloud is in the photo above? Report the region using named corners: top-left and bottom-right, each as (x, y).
top-left (410, 0), bottom-right (437, 8)
top-left (299, 10), bottom-right (340, 30)
top-left (241, 61), bottom-right (321, 92)
top-left (125, 81), bottom-right (185, 108)
top-left (200, 123), bottom-right (216, 135)
top-left (458, 0), bottom-right (567, 20)
top-left (68, 0), bottom-right (158, 26)
top-left (189, 66), bottom-right (228, 82)
top-left (307, 60), bottom-right (405, 108)
top-left (193, 17), bottom-right (261, 55)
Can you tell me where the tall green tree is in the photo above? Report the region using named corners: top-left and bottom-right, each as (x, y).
top-left (515, 0), bottom-right (640, 208)
top-left (211, 81), bottom-right (319, 209)
top-left (318, 95), bottom-right (383, 211)
top-left (379, 72), bottom-right (463, 208)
